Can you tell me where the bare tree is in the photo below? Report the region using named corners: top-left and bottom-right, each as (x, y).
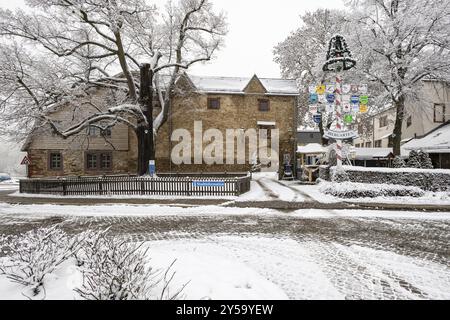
top-left (347, 0), bottom-right (450, 155)
top-left (0, 0), bottom-right (227, 175)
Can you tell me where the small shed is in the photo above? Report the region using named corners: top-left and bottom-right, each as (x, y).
top-left (296, 143), bottom-right (326, 182)
top-left (352, 148), bottom-right (395, 167)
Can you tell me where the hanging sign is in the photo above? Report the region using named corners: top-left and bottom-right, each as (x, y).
top-left (342, 84), bottom-right (351, 94)
top-left (360, 95), bottom-right (369, 105)
top-left (350, 95), bottom-right (360, 104)
top-left (309, 93), bottom-right (318, 104)
top-left (351, 85), bottom-right (359, 93)
top-left (360, 104), bottom-right (368, 113)
top-left (309, 105), bottom-right (318, 114)
top-left (313, 113), bottom-right (322, 124)
top-left (324, 130), bottom-right (359, 140)
top-left (359, 84), bottom-right (368, 94)
top-left (343, 103), bottom-right (351, 113)
top-left (309, 85), bottom-right (317, 94)
top-left (326, 84), bottom-right (336, 94)
top-left (316, 85), bottom-right (326, 95)
top-left (344, 114), bottom-right (353, 124)
top-left (20, 156), bottom-right (31, 165)
top-left (326, 94), bottom-right (335, 103)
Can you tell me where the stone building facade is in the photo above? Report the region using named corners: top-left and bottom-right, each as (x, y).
top-left (22, 74), bottom-right (298, 178)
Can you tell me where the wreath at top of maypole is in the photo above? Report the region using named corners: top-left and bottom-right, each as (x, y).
top-left (322, 34), bottom-right (357, 72)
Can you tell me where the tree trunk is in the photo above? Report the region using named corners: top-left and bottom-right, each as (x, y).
top-left (392, 95), bottom-right (405, 156)
top-left (137, 63), bottom-right (155, 176)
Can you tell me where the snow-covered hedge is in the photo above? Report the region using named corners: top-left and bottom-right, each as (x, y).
top-left (323, 166), bottom-right (450, 192)
top-left (320, 181), bottom-right (425, 199)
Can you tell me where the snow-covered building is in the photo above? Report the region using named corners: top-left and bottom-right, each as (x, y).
top-left (21, 74), bottom-right (299, 178)
top-left (354, 80), bottom-right (449, 148)
top-left (401, 121), bottom-right (450, 169)
top-left (297, 129), bottom-right (322, 146)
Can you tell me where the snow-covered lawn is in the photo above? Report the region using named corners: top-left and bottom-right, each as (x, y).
top-left (1, 235), bottom-right (449, 300)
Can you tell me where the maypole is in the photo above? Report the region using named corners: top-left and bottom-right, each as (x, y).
top-left (321, 35), bottom-right (357, 171)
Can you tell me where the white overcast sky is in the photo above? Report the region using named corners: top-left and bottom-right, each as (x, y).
top-left (0, 0), bottom-right (346, 78)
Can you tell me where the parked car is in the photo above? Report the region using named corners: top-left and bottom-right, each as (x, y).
top-left (0, 173), bottom-right (11, 182)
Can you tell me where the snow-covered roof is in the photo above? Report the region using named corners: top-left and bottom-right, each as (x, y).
top-left (354, 148), bottom-right (394, 160)
top-left (187, 75), bottom-right (298, 96)
top-left (297, 143), bottom-right (326, 154)
top-left (402, 122), bottom-right (450, 154)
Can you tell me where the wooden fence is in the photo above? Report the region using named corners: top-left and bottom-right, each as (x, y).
top-left (19, 173), bottom-right (252, 197)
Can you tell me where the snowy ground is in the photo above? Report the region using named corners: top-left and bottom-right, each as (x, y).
top-left (0, 202), bottom-right (449, 300)
top-left (0, 174), bottom-right (449, 300)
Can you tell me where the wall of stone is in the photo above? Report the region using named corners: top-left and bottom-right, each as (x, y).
top-left (27, 149), bottom-right (134, 178)
top-left (154, 92), bottom-right (297, 175)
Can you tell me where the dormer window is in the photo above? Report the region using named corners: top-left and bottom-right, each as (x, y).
top-left (87, 124), bottom-right (112, 138)
top-left (258, 99), bottom-right (270, 112)
top-left (208, 98), bottom-right (220, 110)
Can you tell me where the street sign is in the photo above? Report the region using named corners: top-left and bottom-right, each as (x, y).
top-left (313, 113), bottom-right (322, 124)
top-left (324, 130), bottom-right (359, 140)
top-left (309, 93), bottom-right (318, 104)
top-left (326, 104), bottom-right (334, 113)
top-left (343, 103), bottom-right (351, 113)
top-left (326, 94), bottom-right (335, 103)
top-left (148, 160), bottom-right (156, 177)
top-left (344, 114), bottom-right (353, 124)
top-left (360, 95), bottom-right (369, 105)
top-left (193, 181), bottom-right (225, 188)
top-left (342, 84), bottom-right (351, 94)
top-left (350, 95), bottom-right (360, 104)
top-left (309, 105), bottom-right (318, 114)
top-left (316, 85), bottom-right (326, 95)
top-left (20, 156), bottom-right (31, 165)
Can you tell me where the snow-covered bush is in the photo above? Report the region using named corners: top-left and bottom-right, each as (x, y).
top-left (392, 156), bottom-right (406, 168)
top-left (0, 226), bottom-right (79, 296)
top-left (407, 150), bottom-right (422, 168)
top-left (320, 181), bottom-right (425, 199)
top-left (331, 168), bottom-right (349, 182)
top-left (419, 151), bottom-right (434, 169)
top-left (74, 230), bottom-right (186, 300)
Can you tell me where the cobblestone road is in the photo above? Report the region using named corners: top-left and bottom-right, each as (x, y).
top-left (0, 204), bottom-right (449, 300)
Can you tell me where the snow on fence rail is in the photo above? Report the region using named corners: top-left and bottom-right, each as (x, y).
top-left (19, 173), bottom-right (251, 197)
